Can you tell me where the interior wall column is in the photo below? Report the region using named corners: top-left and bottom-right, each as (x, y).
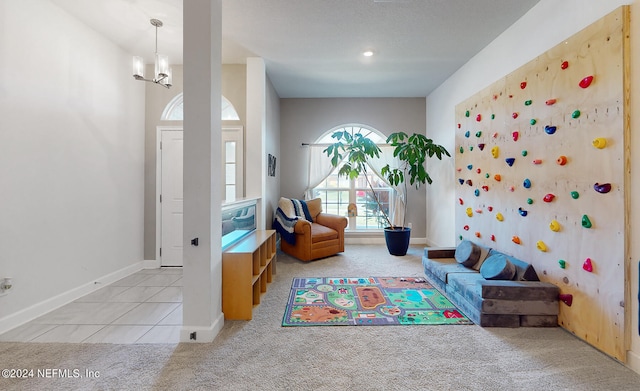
top-left (181, 0), bottom-right (224, 342)
top-left (246, 57), bottom-right (267, 228)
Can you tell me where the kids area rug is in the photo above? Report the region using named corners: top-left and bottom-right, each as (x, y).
top-left (282, 277), bottom-right (473, 326)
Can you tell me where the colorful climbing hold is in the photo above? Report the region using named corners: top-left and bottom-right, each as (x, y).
top-left (512, 112), bottom-right (519, 119)
top-left (582, 214), bottom-right (592, 228)
top-left (475, 131), bottom-right (482, 138)
top-left (506, 158), bottom-right (515, 167)
top-left (491, 146), bottom-right (499, 158)
top-left (579, 75), bottom-right (594, 89)
top-left (457, 123), bottom-right (461, 129)
top-left (572, 110), bottom-right (581, 119)
top-left (458, 178), bottom-right (464, 185)
top-left (467, 164), bottom-right (473, 170)
top-left (521, 150), bottom-right (528, 157)
top-left (487, 206), bottom-right (493, 212)
top-left (559, 293), bottom-right (573, 306)
top-left (492, 132), bottom-right (498, 138)
top-left (536, 240), bottom-right (547, 252)
top-left (532, 159), bottom-right (542, 165)
top-left (496, 213), bottom-right (504, 222)
top-left (459, 198), bottom-right (464, 205)
top-left (523, 178), bottom-right (531, 188)
top-left (485, 173), bottom-right (490, 179)
top-left (475, 209), bottom-right (483, 214)
top-left (543, 193), bottom-right (555, 202)
top-left (465, 110), bottom-right (470, 117)
top-left (464, 131), bottom-right (470, 138)
top-left (561, 61), bottom-right (569, 70)
top-left (520, 81), bottom-right (527, 89)
top-left (570, 191), bottom-right (580, 199)
top-left (469, 146), bottom-right (474, 151)
top-left (518, 207), bottom-right (528, 217)
top-left (463, 225), bottom-right (469, 231)
top-left (509, 186), bottom-right (515, 192)
top-left (582, 258), bottom-right (593, 272)
top-left (550, 220), bottom-right (561, 232)
top-left (544, 125), bottom-right (557, 135)
top-left (459, 235), bottom-right (463, 241)
top-left (524, 100), bottom-right (532, 106)
top-left (558, 259), bottom-right (566, 269)
top-left (475, 232), bottom-right (481, 238)
top-left (476, 168), bottom-right (481, 174)
top-left (530, 119), bottom-right (537, 125)
top-left (459, 146), bottom-right (464, 154)
top-left (512, 236), bottom-right (521, 244)
top-left (466, 179), bottom-right (473, 186)
top-left (457, 167), bottom-right (462, 172)
top-left (466, 207), bottom-right (473, 217)
top-left (476, 114), bottom-right (482, 122)
top-left (512, 131), bottom-right (519, 141)
top-left (592, 137), bottom-right (607, 149)
top-left (545, 98), bottom-right (557, 105)
top-left (491, 114), bottom-right (495, 120)
top-left (557, 155), bottom-right (567, 165)
top-left (593, 183), bottom-right (612, 194)
top-left (482, 185), bottom-right (489, 192)
top-left (491, 234), bottom-right (496, 242)
top-left (494, 174), bottom-right (501, 182)
top-left (478, 143), bottom-right (485, 151)
top-left (526, 198), bottom-right (533, 205)
top-left (474, 189), bottom-right (480, 197)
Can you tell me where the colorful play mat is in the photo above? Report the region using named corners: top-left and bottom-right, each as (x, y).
top-left (282, 277), bottom-right (472, 326)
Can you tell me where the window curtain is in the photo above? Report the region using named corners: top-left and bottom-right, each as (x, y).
top-left (304, 145), bottom-right (335, 199)
top-left (368, 145), bottom-right (405, 227)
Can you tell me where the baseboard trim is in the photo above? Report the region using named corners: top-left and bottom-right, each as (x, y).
top-left (345, 237), bottom-right (427, 245)
top-left (0, 261), bottom-right (145, 335)
top-left (627, 350), bottom-right (640, 375)
top-left (180, 312), bottom-right (225, 343)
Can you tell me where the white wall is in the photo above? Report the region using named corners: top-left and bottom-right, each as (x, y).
top-left (279, 98), bottom-right (429, 238)
top-left (265, 77), bottom-right (281, 227)
top-left (426, 0), bottom-right (639, 373)
top-left (0, 0), bottom-right (145, 331)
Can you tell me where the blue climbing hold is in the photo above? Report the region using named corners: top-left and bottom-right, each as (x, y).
top-left (523, 178), bottom-right (531, 188)
top-left (544, 125), bottom-right (557, 135)
top-left (505, 158), bottom-right (515, 167)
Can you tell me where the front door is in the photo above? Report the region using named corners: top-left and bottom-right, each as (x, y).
top-left (160, 130), bottom-right (184, 266)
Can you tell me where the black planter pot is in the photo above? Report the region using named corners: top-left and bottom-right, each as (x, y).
top-left (383, 226), bottom-right (411, 256)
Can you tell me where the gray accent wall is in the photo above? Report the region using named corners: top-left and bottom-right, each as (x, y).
top-left (279, 98), bottom-right (429, 238)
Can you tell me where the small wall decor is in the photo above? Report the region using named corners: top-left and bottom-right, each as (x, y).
top-left (268, 154), bottom-right (277, 177)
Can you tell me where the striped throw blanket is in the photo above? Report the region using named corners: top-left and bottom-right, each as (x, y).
top-left (273, 198), bottom-right (312, 245)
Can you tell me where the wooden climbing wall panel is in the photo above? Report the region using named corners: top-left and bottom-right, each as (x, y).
top-left (454, 7), bottom-right (629, 361)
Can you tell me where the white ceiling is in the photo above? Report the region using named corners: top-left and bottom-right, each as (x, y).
top-left (51, 0), bottom-right (540, 98)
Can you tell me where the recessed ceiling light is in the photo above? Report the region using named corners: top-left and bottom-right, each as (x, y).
top-left (363, 50), bottom-right (374, 57)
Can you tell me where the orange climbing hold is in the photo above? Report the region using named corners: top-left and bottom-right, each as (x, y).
top-left (512, 236), bottom-right (521, 244)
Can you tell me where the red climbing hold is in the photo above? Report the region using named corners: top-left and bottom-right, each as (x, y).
top-left (476, 114), bottom-right (482, 122)
top-left (545, 98), bottom-right (557, 105)
top-left (458, 198), bottom-right (464, 205)
top-left (561, 61), bottom-right (569, 70)
top-left (579, 75), bottom-right (594, 89)
top-left (463, 225), bottom-right (469, 231)
top-left (490, 234), bottom-right (496, 242)
top-left (559, 294), bottom-right (573, 306)
top-left (543, 193), bottom-right (555, 202)
top-left (512, 131), bottom-right (519, 142)
top-left (487, 206), bottom-right (493, 212)
top-left (582, 258), bottom-right (593, 272)
top-left (482, 185), bottom-right (489, 192)
top-left (512, 112), bottom-right (519, 119)
top-left (520, 81), bottom-right (527, 89)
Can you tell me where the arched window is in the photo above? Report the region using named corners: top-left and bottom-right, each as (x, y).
top-left (311, 124), bottom-right (394, 231)
top-left (161, 93), bottom-right (240, 121)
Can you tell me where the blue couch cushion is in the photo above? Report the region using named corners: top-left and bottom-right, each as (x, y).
top-left (455, 240), bottom-right (482, 267)
top-left (480, 253), bottom-right (516, 280)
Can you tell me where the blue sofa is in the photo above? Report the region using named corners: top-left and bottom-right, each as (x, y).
top-left (422, 240), bottom-right (559, 327)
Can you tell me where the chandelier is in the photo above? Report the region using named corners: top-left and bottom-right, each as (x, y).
top-left (132, 19), bottom-right (172, 88)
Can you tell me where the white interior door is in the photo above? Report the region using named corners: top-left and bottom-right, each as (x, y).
top-left (160, 130), bottom-right (184, 266)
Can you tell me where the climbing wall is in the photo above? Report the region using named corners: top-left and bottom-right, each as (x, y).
top-left (454, 7), bottom-right (629, 361)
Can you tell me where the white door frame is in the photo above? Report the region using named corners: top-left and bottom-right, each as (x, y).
top-left (155, 125), bottom-right (245, 262)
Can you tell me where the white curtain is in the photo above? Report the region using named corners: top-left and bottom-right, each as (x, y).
top-left (368, 145), bottom-right (405, 227)
top-left (304, 145), bottom-right (335, 199)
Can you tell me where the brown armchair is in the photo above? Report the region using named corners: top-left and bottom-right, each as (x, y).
top-left (279, 198), bottom-right (348, 262)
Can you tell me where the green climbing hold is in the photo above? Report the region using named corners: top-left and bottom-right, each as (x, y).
top-left (521, 150), bottom-right (528, 157)
top-left (525, 100), bottom-right (532, 106)
top-left (582, 215), bottom-right (592, 229)
top-left (527, 198), bottom-right (533, 205)
top-left (459, 146), bottom-right (464, 154)
top-left (530, 119), bottom-right (537, 125)
top-left (571, 191), bottom-right (580, 199)
top-left (572, 110), bottom-right (581, 119)
top-left (559, 260), bottom-right (566, 269)
top-left (465, 110), bottom-right (470, 117)
top-left (491, 114), bottom-right (495, 120)
top-left (475, 131), bottom-right (482, 138)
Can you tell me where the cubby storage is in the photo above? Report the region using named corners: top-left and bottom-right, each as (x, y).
top-left (222, 230), bottom-right (276, 320)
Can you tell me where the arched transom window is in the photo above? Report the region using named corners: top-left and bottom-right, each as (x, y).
top-left (161, 93), bottom-right (240, 121)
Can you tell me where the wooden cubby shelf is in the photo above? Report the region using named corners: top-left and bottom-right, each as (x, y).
top-left (222, 230), bottom-right (276, 320)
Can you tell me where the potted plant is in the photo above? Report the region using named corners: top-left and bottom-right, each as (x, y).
top-left (324, 130), bottom-right (450, 255)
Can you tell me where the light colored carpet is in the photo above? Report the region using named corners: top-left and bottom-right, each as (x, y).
top-left (1, 244), bottom-right (639, 391)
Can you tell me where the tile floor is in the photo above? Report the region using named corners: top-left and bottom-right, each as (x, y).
top-left (0, 268), bottom-right (183, 344)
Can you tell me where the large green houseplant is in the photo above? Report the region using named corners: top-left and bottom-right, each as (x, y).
top-left (324, 130), bottom-right (450, 255)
